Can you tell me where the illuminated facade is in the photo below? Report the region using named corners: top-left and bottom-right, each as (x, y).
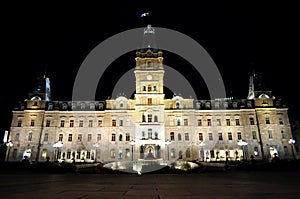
top-left (7, 25), bottom-right (295, 164)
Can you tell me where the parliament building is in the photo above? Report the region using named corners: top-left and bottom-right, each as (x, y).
top-left (6, 25), bottom-right (295, 166)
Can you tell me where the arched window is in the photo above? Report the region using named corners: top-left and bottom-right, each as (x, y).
top-left (177, 119), bottom-right (181, 126)
top-left (120, 103), bottom-right (124, 109)
top-left (119, 134), bottom-right (123, 141)
top-left (178, 133), bottom-right (182, 141)
top-left (176, 102), bottom-right (180, 109)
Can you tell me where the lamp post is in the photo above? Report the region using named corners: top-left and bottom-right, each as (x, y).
top-left (199, 141), bottom-right (205, 162)
top-left (93, 142), bottom-right (100, 162)
top-left (129, 140), bottom-right (135, 161)
top-left (288, 138), bottom-right (296, 160)
top-left (6, 141), bottom-right (13, 162)
top-left (53, 141), bottom-right (63, 161)
top-left (237, 139), bottom-right (248, 161)
top-left (165, 139), bottom-right (171, 161)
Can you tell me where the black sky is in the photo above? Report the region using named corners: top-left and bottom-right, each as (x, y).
top-left (1, 1), bottom-right (299, 139)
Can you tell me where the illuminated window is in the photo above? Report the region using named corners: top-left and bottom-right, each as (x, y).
top-left (148, 98), bottom-right (152, 104)
top-left (199, 133), bottom-right (203, 141)
top-left (98, 120), bottom-right (103, 127)
top-left (46, 120), bottom-right (50, 127)
top-left (171, 148), bottom-right (176, 158)
top-left (254, 147), bottom-right (259, 156)
top-left (44, 133), bottom-right (48, 142)
top-left (126, 149), bottom-right (130, 158)
top-left (112, 120), bottom-right (116, 126)
top-left (31, 120), bottom-right (35, 126)
top-left (228, 132), bottom-right (232, 140)
top-left (70, 120), bottom-right (74, 127)
top-left (110, 149), bottom-right (116, 158)
top-left (59, 134), bottom-right (63, 141)
top-left (79, 120), bottom-right (83, 127)
top-left (88, 134), bottom-right (92, 142)
top-left (42, 149), bottom-right (47, 160)
top-left (68, 134), bottom-right (72, 142)
top-left (170, 132), bottom-right (175, 141)
top-left (97, 134), bottom-right (101, 141)
top-left (60, 120), bottom-right (65, 127)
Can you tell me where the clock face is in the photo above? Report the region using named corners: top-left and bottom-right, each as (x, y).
top-left (147, 75), bottom-right (152, 80)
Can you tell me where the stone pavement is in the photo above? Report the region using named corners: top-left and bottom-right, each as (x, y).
top-left (1, 170), bottom-right (300, 199)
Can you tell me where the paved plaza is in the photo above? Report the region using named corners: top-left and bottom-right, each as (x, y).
top-left (1, 169), bottom-right (300, 199)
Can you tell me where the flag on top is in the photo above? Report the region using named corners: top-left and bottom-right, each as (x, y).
top-left (140, 12), bottom-right (149, 18)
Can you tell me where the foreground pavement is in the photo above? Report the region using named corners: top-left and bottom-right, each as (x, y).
top-left (1, 170), bottom-right (300, 199)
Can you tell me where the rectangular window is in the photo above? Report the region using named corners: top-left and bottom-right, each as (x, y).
top-left (281, 129), bottom-right (286, 139)
top-left (279, 118), bottom-right (283, 125)
top-left (226, 119), bottom-right (230, 126)
top-left (228, 132), bottom-right (232, 140)
top-left (148, 114), bottom-right (152, 122)
top-left (59, 134), bottom-right (63, 141)
top-left (78, 134), bottom-right (82, 141)
top-left (235, 119), bottom-right (240, 126)
top-left (28, 133), bottom-right (32, 141)
top-left (197, 119), bottom-right (202, 126)
top-left (177, 119), bottom-right (181, 126)
top-left (210, 150), bottom-right (215, 158)
top-left (125, 133), bottom-right (130, 141)
top-left (184, 119), bottom-right (188, 126)
top-left (170, 132), bottom-right (175, 141)
top-left (268, 130), bottom-right (273, 139)
top-left (112, 134), bottom-right (116, 141)
top-left (209, 133), bottom-right (213, 141)
top-left (199, 133), bottom-right (203, 141)
top-left (254, 147), bottom-right (259, 156)
top-left (217, 119), bottom-right (221, 126)
top-left (184, 133), bottom-right (189, 141)
top-left (44, 133), bottom-right (49, 142)
top-left (148, 98), bottom-right (152, 104)
top-left (31, 120), bottom-right (35, 126)
top-left (68, 134), bottom-right (72, 142)
top-left (67, 151), bottom-right (71, 159)
top-left (153, 86), bottom-right (157, 91)
top-left (88, 134), bottom-right (92, 142)
top-left (112, 120), bottom-right (116, 126)
top-left (17, 120), bottom-right (22, 127)
top-left (237, 132), bottom-right (242, 140)
top-left (207, 119), bottom-right (211, 126)
top-left (60, 120), bottom-right (65, 127)
top-left (218, 133), bottom-right (223, 141)
top-left (79, 120), bottom-right (83, 127)
top-left (97, 134), bottom-right (101, 141)
top-left (250, 117), bottom-right (255, 125)
top-left (266, 117), bottom-right (270, 124)
top-left (148, 85), bottom-right (152, 91)
top-left (98, 120), bottom-right (103, 127)
top-left (119, 119), bottom-right (123, 126)
top-left (88, 120), bottom-right (93, 127)
top-left (70, 120), bottom-right (74, 127)
top-left (76, 151), bottom-right (81, 159)
top-left (46, 120), bottom-right (50, 127)
top-left (252, 131), bottom-right (257, 139)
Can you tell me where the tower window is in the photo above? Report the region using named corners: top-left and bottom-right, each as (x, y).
top-left (176, 102), bottom-right (180, 109)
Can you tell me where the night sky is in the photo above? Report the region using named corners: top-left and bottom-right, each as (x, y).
top-left (1, 1), bottom-right (299, 140)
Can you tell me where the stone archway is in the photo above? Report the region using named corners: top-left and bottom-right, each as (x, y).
top-left (145, 145), bottom-right (155, 160)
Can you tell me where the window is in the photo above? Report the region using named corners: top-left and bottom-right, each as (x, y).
top-left (176, 102), bottom-right (180, 109)
top-left (148, 114), bottom-right (152, 122)
top-left (228, 132), bottom-right (232, 140)
top-left (281, 129), bottom-right (286, 139)
top-left (28, 133), bottom-right (32, 141)
top-left (79, 120), bottom-right (83, 127)
top-left (218, 133), bottom-right (223, 141)
top-left (148, 85), bottom-right (152, 91)
top-left (112, 134), bottom-right (116, 141)
top-left (197, 119), bottom-right (202, 126)
top-left (209, 133), bottom-right (213, 141)
top-left (88, 120), bottom-right (93, 127)
top-left (268, 130), bottom-right (273, 139)
top-left (148, 129), bottom-right (152, 139)
top-left (235, 119), bottom-right (240, 126)
top-left (254, 147), bottom-right (259, 156)
top-left (68, 134), bottom-right (72, 142)
top-left (59, 134), bottom-right (63, 141)
top-left (179, 151), bottom-right (183, 159)
top-left (17, 120), bottom-right (22, 127)
top-left (60, 120), bottom-right (65, 127)
top-left (250, 117), bottom-right (255, 125)
top-left (70, 120), bottom-right (74, 127)
top-left (44, 133), bottom-right (48, 142)
top-left (15, 133), bottom-right (19, 141)
top-left (31, 120), bottom-right (35, 126)
top-left (98, 120), bottom-right (103, 127)
top-left (142, 131), bottom-right (145, 139)
top-left (154, 116), bottom-right (158, 122)
top-left (78, 134), bottom-right (82, 141)
top-left (217, 119), bottom-right (221, 126)
top-left (126, 133), bottom-right (130, 141)
top-left (177, 119), bottom-right (181, 126)
top-left (199, 133), bottom-right (203, 141)
top-left (119, 119), bottom-right (123, 126)
top-left (252, 131), bottom-right (257, 139)
top-left (88, 134), bottom-right (92, 142)
top-left (110, 149), bottom-right (116, 158)
top-left (126, 149), bottom-right (130, 158)
top-left (120, 103), bottom-right (123, 109)
top-left (119, 134), bottom-right (123, 141)
top-left (266, 117), bottom-right (270, 124)
top-left (279, 118), bottom-right (283, 125)
top-left (46, 120), bottom-right (50, 127)
top-left (142, 86), bottom-right (146, 91)
top-left (186, 148), bottom-right (191, 158)
top-left (207, 119), bottom-right (211, 126)
top-left (210, 150), bottom-right (215, 158)
top-left (184, 133), bottom-right (189, 141)
top-left (170, 132), bottom-right (175, 141)
top-left (153, 86), bottom-right (157, 91)
top-left (155, 132), bottom-right (158, 139)
top-left (178, 133), bottom-right (182, 141)
top-left (67, 151), bottom-right (71, 159)
top-left (226, 119), bottom-right (230, 126)
top-left (112, 120), bottom-right (116, 126)
top-left (237, 132), bottom-right (242, 140)
top-left (97, 134), bottom-right (101, 141)
top-left (171, 148), bottom-right (176, 158)
top-left (148, 98), bottom-right (152, 104)
top-left (76, 151), bottom-right (81, 159)
top-left (184, 119), bottom-right (188, 126)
